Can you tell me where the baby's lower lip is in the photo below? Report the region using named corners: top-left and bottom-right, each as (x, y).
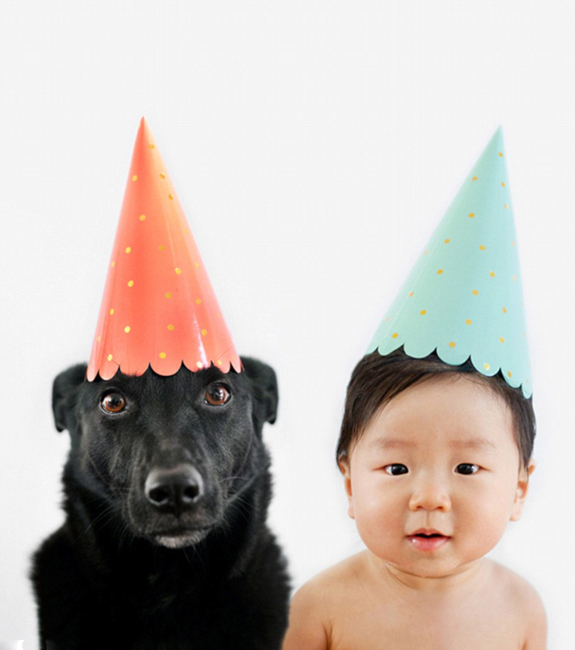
top-left (407, 534), bottom-right (450, 551)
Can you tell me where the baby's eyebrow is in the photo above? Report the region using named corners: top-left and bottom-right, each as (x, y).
top-left (449, 437), bottom-right (499, 451)
top-left (368, 438), bottom-right (416, 450)
top-left (368, 437), bottom-right (499, 451)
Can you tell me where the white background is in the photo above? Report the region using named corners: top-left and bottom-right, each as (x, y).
top-left (1, 1), bottom-right (574, 647)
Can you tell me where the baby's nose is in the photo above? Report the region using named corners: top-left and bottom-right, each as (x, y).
top-left (408, 475), bottom-right (451, 512)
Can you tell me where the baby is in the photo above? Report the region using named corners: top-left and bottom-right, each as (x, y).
top-left (283, 127), bottom-right (548, 649)
top-left (282, 350), bottom-right (546, 649)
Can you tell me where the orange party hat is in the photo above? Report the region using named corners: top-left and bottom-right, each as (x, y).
top-left (86, 118), bottom-right (242, 381)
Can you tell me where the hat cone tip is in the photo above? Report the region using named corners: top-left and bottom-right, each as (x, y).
top-left (137, 116), bottom-right (153, 138)
top-left (490, 125), bottom-right (505, 152)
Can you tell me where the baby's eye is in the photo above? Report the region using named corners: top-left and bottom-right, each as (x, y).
top-left (455, 463), bottom-right (479, 475)
top-left (384, 464), bottom-right (409, 476)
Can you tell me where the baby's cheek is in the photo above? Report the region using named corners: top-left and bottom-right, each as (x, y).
top-left (459, 498), bottom-right (510, 556)
top-left (354, 496), bottom-right (400, 547)
top-left (353, 485), bottom-right (390, 522)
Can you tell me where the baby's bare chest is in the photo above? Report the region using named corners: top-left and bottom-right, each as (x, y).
top-left (329, 596), bottom-right (525, 650)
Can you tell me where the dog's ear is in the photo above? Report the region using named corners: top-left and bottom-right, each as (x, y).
top-left (240, 357), bottom-right (279, 425)
top-left (52, 364), bottom-right (87, 432)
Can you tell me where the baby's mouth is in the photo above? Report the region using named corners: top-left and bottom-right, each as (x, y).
top-left (407, 529), bottom-right (451, 552)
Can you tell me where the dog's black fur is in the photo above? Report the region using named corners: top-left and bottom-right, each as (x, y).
top-left (31, 358), bottom-right (290, 650)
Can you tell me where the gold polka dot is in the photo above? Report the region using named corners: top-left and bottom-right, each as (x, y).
top-left (472, 176), bottom-right (478, 181)
top-left (217, 360), bottom-right (222, 366)
top-left (194, 262), bottom-right (200, 268)
top-left (507, 371), bottom-right (512, 378)
top-left (499, 152), bottom-right (503, 158)
top-left (490, 271), bottom-right (495, 277)
top-left (501, 181), bottom-right (506, 187)
top-left (444, 239), bottom-right (450, 244)
top-left (504, 203), bottom-right (509, 209)
top-left (479, 245), bottom-right (485, 251)
top-left (420, 310), bottom-right (427, 315)
top-left (167, 324), bottom-right (175, 331)
top-left (159, 245), bottom-right (165, 251)
top-left (184, 229), bottom-right (189, 235)
top-left (196, 361), bottom-right (203, 369)
top-left (97, 336), bottom-right (101, 342)
top-left (196, 298), bottom-right (202, 305)
top-left (125, 247), bottom-right (132, 254)
top-left (124, 326), bottom-right (131, 333)
top-left (201, 329), bottom-right (208, 336)
top-left (449, 341), bottom-right (456, 348)
top-left (408, 291), bottom-right (414, 297)
top-left (437, 269), bottom-right (444, 275)
top-left (484, 363), bottom-right (490, 371)
top-left (149, 143), bottom-right (155, 149)
top-left (160, 173), bottom-right (166, 179)
top-left (217, 313), bottom-right (221, 318)
top-left (159, 352), bottom-right (166, 359)
top-left (512, 275), bottom-right (517, 282)
top-left (109, 309), bottom-right (114, 315)
top-left (139, 214), bottom-right (146, 221)
top-left (468, 213), bottom-right (475, 218)
top-left (127, 280), bottom-right (134, 287)
top-left (472, 290), bottom-right (479, 296)
top-left (168, 194), bottom-right (174, 200)
top-left (465, 319), bottom-right (472, 325)
top-left (499, 337), bottom-right (505, 344)
top-left (111, 261), bottom-right (115, 267)
top-left (175, 268), bottom-right (182, 275)
top-left (502, 307), bottom-right (507, 313)
top-left (392, 333), bottom-right (399, 339)
top-left (107, 354), bottom-right (113, 361)
top-left (165, 293), bottom-right (172, 299)
top-left (132, 175), bottom-right (138, 181)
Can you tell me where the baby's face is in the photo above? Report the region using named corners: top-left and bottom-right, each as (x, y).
top-left (341, 375), bottom-right (534, 580)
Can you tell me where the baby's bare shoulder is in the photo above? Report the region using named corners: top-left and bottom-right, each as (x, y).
top-left (282, 553), bottom-right (370, 650)
top-left (489, 561), bottom-right (544, 604)
top-left (297, 552), bottom-right (369, 604)
top-left (488, 561), bottom-right (547, 648)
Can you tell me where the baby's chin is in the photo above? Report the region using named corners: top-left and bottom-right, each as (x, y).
top-left (367, 550), bottom-right (489, 589)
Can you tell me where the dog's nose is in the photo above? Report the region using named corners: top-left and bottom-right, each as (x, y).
top-left (144, 464), bottom-right (204, 514)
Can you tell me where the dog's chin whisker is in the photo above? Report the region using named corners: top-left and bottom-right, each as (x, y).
top-left (118, 520), bottom-right (136, 551)
top-left (217, 475), bottom-right (254, 486)
top-left (222, 475), bottom-right (259, 508)
top-left (156, 537), bottom-right (192, 549)
top-left (224, 494), bottom-right (252, 524)
top-left (218, 491), bottom-right (254, 535)
top-left (153, 529), bottom-right (210, 549)
top-left (74, 502), bottom-right (121, 542)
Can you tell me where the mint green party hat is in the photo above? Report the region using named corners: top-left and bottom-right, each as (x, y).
top-left (367, 128), bottom-right (532, 398)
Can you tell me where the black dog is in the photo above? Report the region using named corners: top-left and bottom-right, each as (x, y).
top-left (31, 358), bottom-right (290, 650)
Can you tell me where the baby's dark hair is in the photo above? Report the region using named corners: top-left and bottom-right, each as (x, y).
top-left (336, 349), bottom-right (536, 470)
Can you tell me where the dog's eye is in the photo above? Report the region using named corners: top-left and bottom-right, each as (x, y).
top-left (101, 392), bottom-right (127, 414)
top-left (204, 384), bottom-right (231, 406)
